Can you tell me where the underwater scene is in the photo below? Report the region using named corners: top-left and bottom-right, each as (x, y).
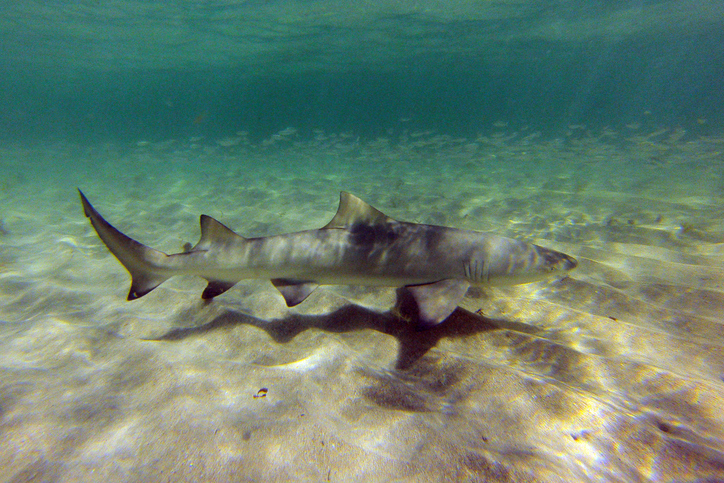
top-left (1, 1), bottom-right (723, 482)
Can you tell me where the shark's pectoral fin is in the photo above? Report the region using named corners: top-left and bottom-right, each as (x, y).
top-left (202, 280), bottom-right (238, 299)
top-left (406, 279), bottom-right (471, 329)
top-left (271, 279), bottom-right (320, 306)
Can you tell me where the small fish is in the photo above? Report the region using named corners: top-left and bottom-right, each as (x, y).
top-left (253, 388), bottom-right (268, 399)
top-left (79, 191), bottom-right (577, 328)
top-left (193, 111), bottom-right (208, 125)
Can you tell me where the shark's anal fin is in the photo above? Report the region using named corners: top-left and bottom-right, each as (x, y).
top-left (271, 279), bottom-right (320, 306)
top-left (202, 280), bottom-right (238, 299)
top-left (406, 279), bottom-right (471, 329)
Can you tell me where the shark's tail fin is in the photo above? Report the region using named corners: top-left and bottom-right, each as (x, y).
top-left (79, 190), bottom-right (171, 300)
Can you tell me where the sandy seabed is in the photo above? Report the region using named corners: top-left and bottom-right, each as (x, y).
top-left (0, 128), bottom-right (723, 482)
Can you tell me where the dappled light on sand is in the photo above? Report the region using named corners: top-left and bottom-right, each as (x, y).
top-left (0, 130), bottom-right (723, 481)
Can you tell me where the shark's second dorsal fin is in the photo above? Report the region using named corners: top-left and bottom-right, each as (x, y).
top-left (323, 192), bottom-right (396, 229)
top-left (193, 215), bottom-right (245, 251)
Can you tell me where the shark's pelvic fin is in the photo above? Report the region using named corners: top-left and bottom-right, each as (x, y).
top-left (323, 191), bottom-right (396, 229)
top-left (407, 279), bottom-right (471, 328)
top-left (78, 189), bottom-right (170, 300)
top-left (271, 279), bottom-right (320, 306)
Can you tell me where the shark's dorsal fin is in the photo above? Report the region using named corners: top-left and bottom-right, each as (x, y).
top-left (193, 214), bottom-right (245, 250)
top-left (323, 192), bottom-right (396, 229)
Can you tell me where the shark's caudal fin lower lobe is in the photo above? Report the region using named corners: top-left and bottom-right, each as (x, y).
top-left (78, 190), bottom-right (171, 300)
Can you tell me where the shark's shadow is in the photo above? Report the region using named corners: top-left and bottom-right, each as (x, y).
top-left (155, 288), bottom-right (541, 370)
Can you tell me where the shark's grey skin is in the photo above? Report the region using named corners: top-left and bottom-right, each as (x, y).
top-left (79, 190), bottom-right (577, 327)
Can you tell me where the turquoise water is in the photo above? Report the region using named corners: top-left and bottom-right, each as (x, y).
top-left (1, 2), bottom-right (724, 482)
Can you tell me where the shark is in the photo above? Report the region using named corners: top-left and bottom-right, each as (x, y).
top-left (79, 190), bottom-right (577, 328)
